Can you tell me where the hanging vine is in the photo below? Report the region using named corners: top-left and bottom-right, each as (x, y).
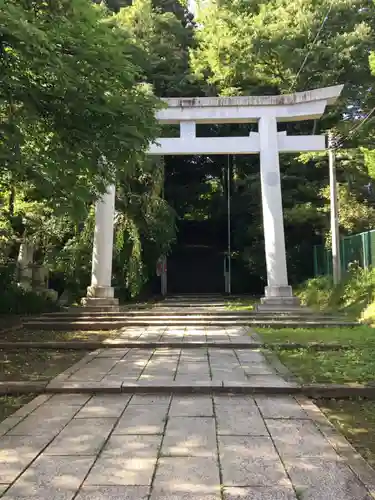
top-left (113, 155), bottom-right (176, 297)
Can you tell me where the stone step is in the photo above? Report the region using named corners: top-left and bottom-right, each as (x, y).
top-left (42, 309), bottom-right (347, 318)
top-left (101, 308), bottom-right (339, 315)
top-left (45, 310), bottom-right (246, 316)
top-left (35, 312), bottom-right (347, 319)
top-left (44, 312), bottom-right (249, 318)
top-left (157, 303), bottom-right (231, 307)
top-left (67, 305), bottom-right (154, 313)
top-left (70, 303), bottom-right (232, 311)
top-left (164, 295), bottom-right (225, 298)
top-left (163, 301), bottom-right (231, 304)
top-left (0, 340), bottom-right (359, 350)
top-left (32, 316), bottom-right (349, 325)
top-left (0, 340), bottom-right (260, 350)
top-left (23, 319), bottom-right (357, 330)
top-left (2, 380), bottom-right (375, 399)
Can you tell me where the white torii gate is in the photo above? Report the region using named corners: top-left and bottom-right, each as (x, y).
top-left (83, 85), bottom-right (343, 311)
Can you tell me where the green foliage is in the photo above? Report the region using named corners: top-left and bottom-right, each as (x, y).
top-left (297, 275), bottom-right (336, 310)
top-left (42, 156), bottom-right (177, 299)
top-left (262, 326), bottom-right (375, 399)
top-left (0, 285), bottom-right (59, 315)
top-left (192, 0), bottom-right (375, 109)
top-left (112, 0), bottom-right (199, 96)
top-left (0, 0), bottom-right (159, 210)
top-left (320, 184), bottom-right (375, 238)
top-left (0, 0), bottom-right (182, 301)
top-left (114, 157), bottom-right (176, 297)
top-left (361, 301), bottom-right (375, 325)
top-left (0, 260), bottom-right (16, 290)
top-left (363, 147), bottom-right (375, 181)
top-left (277, 346), bottom-right (375, 384)
top-left (297, 265), bottom-right (375, 317)
top-left (370, 47), bottom-right (375, 78)
top-left (260, 326), bottom-right (375, 345)
top-left (115, 214), bottom-right (145, 297)
top-left (0, 260), bottom-right (58, 314)
top-left (0, 217), bottom-right (13, 261)
top-left (45, 208), bottom-right (96, 299)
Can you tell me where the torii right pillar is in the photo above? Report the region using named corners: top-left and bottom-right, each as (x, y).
top-left (257, 115), bottom-right (299, 311)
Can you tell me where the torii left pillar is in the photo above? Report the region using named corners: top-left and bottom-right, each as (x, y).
top-left (82, 184), bottom-right (119, 310)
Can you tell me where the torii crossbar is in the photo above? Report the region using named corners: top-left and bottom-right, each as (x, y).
top-left (83, 85), bottom-right (343, 310)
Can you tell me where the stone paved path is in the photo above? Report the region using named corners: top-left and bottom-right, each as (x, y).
top-left (0, 325), bottom-right (374, 499)
top-left (55, 326), bottom-right (288, 388)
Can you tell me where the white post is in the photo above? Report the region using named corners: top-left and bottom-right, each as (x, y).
top-left (17, 242), bottom-right (34, 290)
top-left (84, 184), bottom-right (118, 307)
top-left (258, 116), bottom-right (299, 308)
top-left (227, 155), bottom-right (232, 295)
top-left (328, 133), bottom-right (341, 285)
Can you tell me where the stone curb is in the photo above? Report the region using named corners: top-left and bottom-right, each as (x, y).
top-left (38, 312), bottom-right (348, 318)
top-left (264, 342), bottom-right (361, 350)
top-left (2, 380), bottom-right (375, 397)
top-left (0, 394), bottom-right (53, 437)
top-left (0, 341), bottom-right (112, 350)
top-left (262, 334), bottom-right (375, 498)
top-left (0, 340), bottom-right (362, 350)
top-left (0, 381), bottom-right (48, 394)
top-left (301, 384), bottom-right (375, 398)
top-left (296, 396), bottom-right (375, 499)
top-left (262, 348), bottom-right (301, 384)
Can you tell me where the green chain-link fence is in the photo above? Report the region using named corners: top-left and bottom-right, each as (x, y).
top-left (313, 229), bottom-right (375, 276)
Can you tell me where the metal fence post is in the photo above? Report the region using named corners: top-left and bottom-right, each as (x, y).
top-left (313, 246), bottom-right (318, 276)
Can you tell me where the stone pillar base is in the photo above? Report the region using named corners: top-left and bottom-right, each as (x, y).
top-left (81, 286), bottom-right (119, 310)
top-left (256, 285), bottom-right (309, 312)
top-left (264, 285), bottom-right (294, 298)
top-left (86, 285), bottom-right (115, 299)
top-left (81, 297), bottom-right (120, 310)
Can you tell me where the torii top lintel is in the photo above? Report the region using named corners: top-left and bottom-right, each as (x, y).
top-left (156, 85), bottom-right (343, 124)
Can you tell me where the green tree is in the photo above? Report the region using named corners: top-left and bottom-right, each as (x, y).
top-left (112, 0), bottom-right (199, 96)
top-left (0, 0), bottom-right (159, 211)
top-left (192, 0), bottom-right (375, 109)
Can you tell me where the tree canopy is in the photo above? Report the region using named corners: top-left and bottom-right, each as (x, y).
top-left (0, 0), bottom-right (159, 210)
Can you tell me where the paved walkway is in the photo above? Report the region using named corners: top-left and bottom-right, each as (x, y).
top-left (0, 325), bottom-right (374, 499)
top-left (54, 326), bottom-right (288, 388)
